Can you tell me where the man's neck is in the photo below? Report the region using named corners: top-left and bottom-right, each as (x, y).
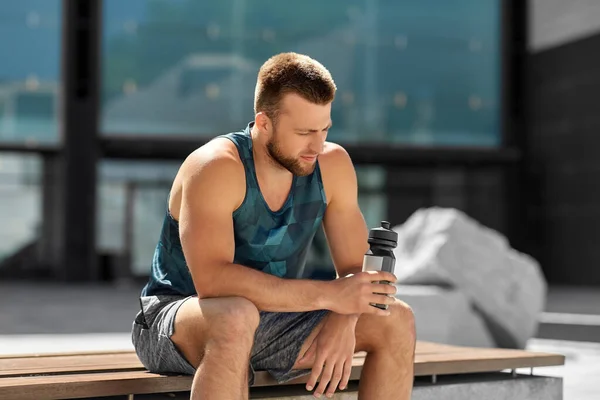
top-left (251, 125), bottom-right (291, 176)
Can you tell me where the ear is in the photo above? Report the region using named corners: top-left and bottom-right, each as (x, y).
top-left (255, 112), bottom-right (272, 133)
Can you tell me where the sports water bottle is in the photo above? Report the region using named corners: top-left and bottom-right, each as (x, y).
top-left (361, 221), bottom-right (398, 310)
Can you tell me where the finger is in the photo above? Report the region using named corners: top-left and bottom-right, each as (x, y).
top-left (373, 271), bottom-right (397, 283)
top-left (325, 360), bottom-right (344, 397)
top-left (370, 282), bottom-right (397, 295)
top-left (314, 360), bottom-right (335, 398)
top-left (361, 270), bottom-right (396, 281)
top-left (300, 340), bottom-right (318, 364)
top-left (362, 270), bottom-right (381, 279)
top-left (368, 293), bottom-right (396, 306)
top-left (340, 357), bottom-right (353, 390)
top-left (363, 302), bottom-right (391, 316)
top-left (306, 355), bottom-right (325, 392)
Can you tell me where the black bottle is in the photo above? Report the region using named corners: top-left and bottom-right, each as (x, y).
top-left (361, 221), bottom-right (398, 310)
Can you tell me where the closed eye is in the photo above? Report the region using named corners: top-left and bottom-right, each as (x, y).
top-left (295, 122), bottom-right (332, 135)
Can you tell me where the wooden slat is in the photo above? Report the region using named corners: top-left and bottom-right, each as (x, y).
top-left (0, 353), bottom-right (144, 377)
top-left (413, 348), bottom-right (565, 376)
top-left (0, 371), bottom-right (191, 400)
top-left (0, 349), bottom-right (134, 360)
top-left (0, 341), bottom-right (565, 400)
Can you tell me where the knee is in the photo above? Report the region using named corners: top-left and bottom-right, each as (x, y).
top-left (207, 297), bottom-right (260, 347)
top-left (388, 300), bottom-right (416, 343)
top-left (375, 300), bottom-right (416, 349)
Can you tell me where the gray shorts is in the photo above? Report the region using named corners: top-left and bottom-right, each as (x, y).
top-left (131, 295), bottom-right (329, 385)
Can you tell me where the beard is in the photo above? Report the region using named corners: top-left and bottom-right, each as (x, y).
top-left (266, 130), bottom-right (316, 177)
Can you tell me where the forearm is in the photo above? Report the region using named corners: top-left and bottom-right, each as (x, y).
top-left (196, 262), bottom-right (333, 312)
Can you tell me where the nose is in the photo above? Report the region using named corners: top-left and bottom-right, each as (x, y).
top-left (309, 134), bottom-right (326, 154)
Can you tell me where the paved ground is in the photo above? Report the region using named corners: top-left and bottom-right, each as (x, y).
top-left (521, 339), bottom-right (600, 400)
top-left (1, 282), bottom-right (599, 399)
top-left (0, 281), bottom-right (142, 335)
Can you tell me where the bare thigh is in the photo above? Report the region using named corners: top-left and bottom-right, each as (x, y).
top-left (170, 296), bottom-right (260, 368)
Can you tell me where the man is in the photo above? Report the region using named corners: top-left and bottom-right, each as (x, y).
top-left (132, 52), bottom-right (415, 399)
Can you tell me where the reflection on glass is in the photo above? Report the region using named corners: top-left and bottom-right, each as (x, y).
top-left (357, 166), bottom-right (387, 229)
top-left (97, 160), bottom-right (180, 275)
top-left (102, 0), bottom-right (500, 146)
top-left (0, 1), bottom-right (62, 144)
top-left (0, 153), bottom-right (41, 262)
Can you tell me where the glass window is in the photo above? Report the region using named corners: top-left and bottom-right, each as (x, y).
top-left (102, 0), bottom-right (501, 146)
top-left (97, 160), bottom-right (180, 276)
top-left (0, 153), bottom-right (42, 263)
top-left (0, 1), bottom-right (62, 144)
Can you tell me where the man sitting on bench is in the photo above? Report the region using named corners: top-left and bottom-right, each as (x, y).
top-left (132, 52), bottom-right (416, 400)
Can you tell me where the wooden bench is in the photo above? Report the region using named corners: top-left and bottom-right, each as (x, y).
top-left (0, 342), bottom-right (565, 400)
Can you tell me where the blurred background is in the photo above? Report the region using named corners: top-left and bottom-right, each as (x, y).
top-left (0, 0), bottom-right (599, 397)
top-left (0, 0), bottom-right (510, 282)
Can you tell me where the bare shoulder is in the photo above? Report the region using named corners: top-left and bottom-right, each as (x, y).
top-left (182, 138), bottom-right (244, 178)
top-left (170, 138), bottom-right (246, 219)
top-left (318, 141), bottom-right (353, 173)
top-left (318, 142), bottom-right (357, 204)
top-left (320, 141), bottom-right (350, 161)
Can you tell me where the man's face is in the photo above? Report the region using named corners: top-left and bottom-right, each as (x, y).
top-left (264, 93), bottom-right (332, 177)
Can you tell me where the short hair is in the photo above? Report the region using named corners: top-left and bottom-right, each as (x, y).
top-left (254, 52), bottom-right (337, 125)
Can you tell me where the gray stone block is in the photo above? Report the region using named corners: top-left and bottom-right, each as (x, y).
top-left (249, 374), bottom-right (563, 400)
top-left (392, 207), bottom-right (547, 349)
top-left (394, 285), bottom-right (496, 348)
top-left (411, 374), bottom-right (563, 400)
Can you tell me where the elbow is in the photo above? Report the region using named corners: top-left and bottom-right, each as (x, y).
top-left (196, 288), bottom-right (214, 300)
top-left (195, 279), bottom-right (219, 299)
top-left (193, 269), bottom-right (223, 299)
top-left (190, 260), bottom-right (235, 299)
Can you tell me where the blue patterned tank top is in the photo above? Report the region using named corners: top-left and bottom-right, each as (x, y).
top-left (141, 123), bottom-right (331, 297)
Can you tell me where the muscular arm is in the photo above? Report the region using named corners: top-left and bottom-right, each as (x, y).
top-left (321, 144), bottom-right (370, 278)
top-left (177, 151), bottom-right (331, 313)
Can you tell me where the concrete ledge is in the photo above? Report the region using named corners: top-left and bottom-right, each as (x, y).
top-left (124, 373), bottom-right (562, 399)
top-left (411, 373), bottom-right (562, 400)
top-left (537, 312), bottom-right (600, 343)
top-left (250, 374), bottom-right (563, 400)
